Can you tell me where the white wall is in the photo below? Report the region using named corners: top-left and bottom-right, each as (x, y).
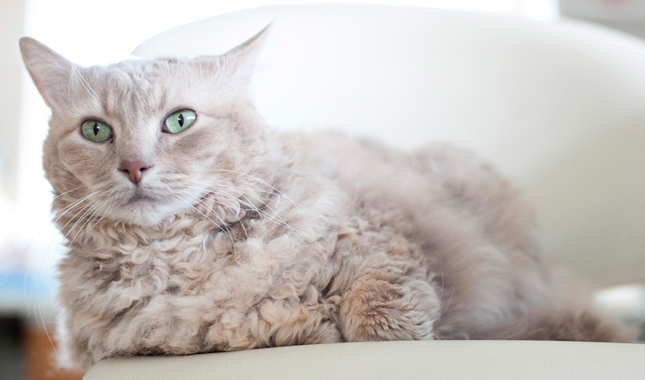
top-left (0, 0), bottom-right (25, 200)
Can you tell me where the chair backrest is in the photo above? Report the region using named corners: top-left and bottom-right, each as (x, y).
top-left (134, 4), bottom-right (645, 288)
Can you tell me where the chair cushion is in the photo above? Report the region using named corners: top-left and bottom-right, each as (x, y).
top-left (84, 340), bottom-right (645, 380)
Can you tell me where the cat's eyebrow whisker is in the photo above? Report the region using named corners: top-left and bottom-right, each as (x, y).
top-left (72, 65), bottom-right (100, 104)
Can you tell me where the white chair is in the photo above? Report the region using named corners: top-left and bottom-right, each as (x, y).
top-left (85, 4), bottom-right (645, 379)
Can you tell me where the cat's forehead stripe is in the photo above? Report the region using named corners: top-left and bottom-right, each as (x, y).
top-left (93, 59), bottom-right (177, 124)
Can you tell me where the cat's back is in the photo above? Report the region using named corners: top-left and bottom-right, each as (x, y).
top-left (284, 131), bottom-right (534, 233)
top-left (285, 131), bottom-right (541, 272)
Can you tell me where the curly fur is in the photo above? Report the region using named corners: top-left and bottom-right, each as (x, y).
top-left (18, 31), bottom-right (634, 370)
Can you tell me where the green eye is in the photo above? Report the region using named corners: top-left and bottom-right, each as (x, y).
top-left (81, 120), bottom-right (113, 142)
top-left (163, 109), bottom-right (196, 134)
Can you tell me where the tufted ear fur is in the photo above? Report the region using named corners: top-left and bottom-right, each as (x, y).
top-left (210, 23), bottom-right (272, 93)
top-left (19, 37), bottom-right (77, 109)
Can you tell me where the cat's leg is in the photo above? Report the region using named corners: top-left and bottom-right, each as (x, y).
top-left (338, 270), bottom-right (441, 342)
top-left (261, 304), bottom-right (343, 346)
top-left (211, 300), bottom-right (343, 350)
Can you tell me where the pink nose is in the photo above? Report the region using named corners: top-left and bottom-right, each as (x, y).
top-left (118, 160), bottom-right (152, 185)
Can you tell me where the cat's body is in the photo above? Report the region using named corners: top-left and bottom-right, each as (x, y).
top-left (19, 30), bottom-right (632, 370)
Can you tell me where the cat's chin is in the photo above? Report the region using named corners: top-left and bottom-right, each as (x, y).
top-left (111, 208), bottom-right (164, 227)
top-left (110, 198), bottom-right (177, 227)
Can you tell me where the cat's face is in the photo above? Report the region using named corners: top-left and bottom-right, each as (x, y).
top-left (20, 30), bottom-right (268, 226)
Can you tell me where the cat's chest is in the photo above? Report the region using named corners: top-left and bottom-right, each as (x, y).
top-left (66, 220), bottom-right (335, 316)
top-left (109, 228), bottom-right (264, 298)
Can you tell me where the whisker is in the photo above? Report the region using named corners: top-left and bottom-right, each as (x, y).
top-left (52, 192), bottom-right (97, 225)
top-left (170, 193), bottom-right (237, 255)
top-left (63, 200), bottom-right (99, 243)
top-left (191, 191), bottom-right (249, 239)
top-left (203, 184), bottom-right (305, 238)
top-left (436, 258), bottom-right (454, 322)
top-left (190, 183), bottom-right (324, 262)
top-left (72, 65), bottom-right (100, 103)
top-left (34, 192), bottom-right (102, 355)
top-left (200, 186), bottom-right (288, 234)
top-left (30, 187), bottom-right (100, 358)
top-left (30, 191), bottom-right (95, 303)
top-left (48, 185), bottom-right (86, 205)
top-left (85, 201), bottom-right (114, 235)
top-left (68, 200), bottom-right (104, 247)
top-left (210, 169), bottom-right (304, 210)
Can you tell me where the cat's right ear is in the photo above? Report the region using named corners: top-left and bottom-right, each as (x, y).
top-left (19, 37), bottom-right (75, 109)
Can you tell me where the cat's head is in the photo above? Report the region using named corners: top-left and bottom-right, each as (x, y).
top-left (20, 27), bottom-right (271, 227)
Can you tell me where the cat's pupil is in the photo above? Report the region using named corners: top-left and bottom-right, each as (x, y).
top-left (93, 123), bottom-right (99, 136)
top-left (178, 114), bottom-right (184, 127)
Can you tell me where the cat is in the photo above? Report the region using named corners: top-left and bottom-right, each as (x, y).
top-left (19, 27), bottom-right (633, 370)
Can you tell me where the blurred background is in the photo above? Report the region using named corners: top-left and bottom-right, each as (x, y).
top-left (1, 0), bottom-right (644, 379)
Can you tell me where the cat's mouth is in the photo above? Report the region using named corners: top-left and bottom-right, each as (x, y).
top-left (108, 189), bottom-right (174, 226)
top-left (126, 192), bottom-right (157, 206)
top-left (114, 187), bottom-right (188, 226)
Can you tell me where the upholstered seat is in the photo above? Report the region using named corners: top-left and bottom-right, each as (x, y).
top-left (85, 340), bottom-right (645, 380)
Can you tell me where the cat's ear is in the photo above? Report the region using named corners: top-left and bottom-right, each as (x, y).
top-left (19, 37), bottom-right (76, 109)
top-left (217, 23), bottom-right (272, 89)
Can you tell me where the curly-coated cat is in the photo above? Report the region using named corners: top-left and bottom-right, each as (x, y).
top-left (19, 27), bottom-right (632, 369)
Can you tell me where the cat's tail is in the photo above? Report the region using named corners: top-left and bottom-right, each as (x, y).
top-left (470, 309), bottom-right (636, 343)
top-left (471, 269), bottom-right (638, 343)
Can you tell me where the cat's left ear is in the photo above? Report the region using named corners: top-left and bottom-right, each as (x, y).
top-left (217, 23), bottom-right (272, 89)
top-left (19, 37), bottom-right (77, 110)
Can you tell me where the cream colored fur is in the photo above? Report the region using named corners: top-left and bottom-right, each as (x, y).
top-left (19, 30), bottom-right (633, 370)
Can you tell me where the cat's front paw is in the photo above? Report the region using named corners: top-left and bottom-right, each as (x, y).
top-left (339, 274), bottom-right (439, 341)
